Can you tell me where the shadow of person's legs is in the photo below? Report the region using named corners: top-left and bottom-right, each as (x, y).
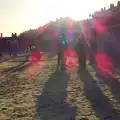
top-left (36, 71), bottom-right (76, 120)
top-left (98, 74), bottom-right (120, 110)
top-left (78, 68), bottom-right (120, 120)
top-left (3, 61), bottom-right (27, 73)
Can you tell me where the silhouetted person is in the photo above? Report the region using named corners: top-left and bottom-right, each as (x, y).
top-left (0, 53), bottom-right (3, 60)
top-left (75, 33), bottom-right (86, 69)
top-left (89, 40), bottom-right (97, 64)
top-left (57, 33), bottom-right (68, 71)
top-left (89, 29), bottom-right (97, 64)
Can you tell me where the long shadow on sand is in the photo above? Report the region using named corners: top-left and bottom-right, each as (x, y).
top-left (78, 68), bottom-right (120, 120)
top-left (98, 74), bottom-right (120, 112)
top-left (36, 71), bottom-right (76, 120)
top-left (3, 61), bottom-right (30, 73)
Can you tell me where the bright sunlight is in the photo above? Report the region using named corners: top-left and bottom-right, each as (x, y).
top-left (26, 0), bottom-right (115, 27)
top-left (0, 0), bottom-right (117, 36)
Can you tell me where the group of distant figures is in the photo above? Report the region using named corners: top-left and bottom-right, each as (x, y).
top-left (0, 39), bottom-right (19, 60)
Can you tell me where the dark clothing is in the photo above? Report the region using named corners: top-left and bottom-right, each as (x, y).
top-left (0, 53), bottom-right (3, 59)
top-left (89, 40), bottom-right (97, 64)
top-left (56, 40), bottom-right (68, 71)
top-left (57, 52), bottom-right (65, 70)
top-left (75, 37), bottom-right (86, 69)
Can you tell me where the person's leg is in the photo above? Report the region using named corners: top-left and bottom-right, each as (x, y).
top-left (78, 55), bottom-right (81, 69)
top-left (89, 51), bottom-right (94, 64)
top-left (0, 53), bottom-right (3, 60)
top-left (9, 52), bottom-right (12, 57)
top-left (0, 53), bottom-right (3, 57)
top-left (60, 53), bottom-right (66, 71)
top-left (56, 53), bottom-right (61, 70)
top-left (78, 54), bottom-right (86, 70)
top-left (81, 55), bottom-right (86, 69)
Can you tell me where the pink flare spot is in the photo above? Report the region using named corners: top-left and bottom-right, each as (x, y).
top-left (63, 48), bottom-right (78, 68)
top-left (25, 61), bottom-right (46, 79)
top-left (84, 28), bottom-right (92, 40)
top-left (95, 52), bottom-right (115, 78)
top-left (93, 19), bottom-right (106, 34)
top-left (64, 48), bottom-right (77, 57)
top-left (29, 51), bottom-right (41, 63)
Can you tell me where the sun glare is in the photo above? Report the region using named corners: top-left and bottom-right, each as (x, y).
top-left (26, 0), bottom-right (107, 27)
top-left (0, 0), bottom-right (117, 36)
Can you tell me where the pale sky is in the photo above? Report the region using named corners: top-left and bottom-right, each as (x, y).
top-left (0, 0), bottom-right (118, 36)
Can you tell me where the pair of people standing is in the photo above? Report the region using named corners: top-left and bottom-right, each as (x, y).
top-left (56, 32), bottom-right (87, 71)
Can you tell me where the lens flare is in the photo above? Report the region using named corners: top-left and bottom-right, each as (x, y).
top-left (64, 48), bottom-right (78, 70)
top-left (95, 52), bottom-right (115, 78)
top-left (92, 19), bottom-right (106, 34)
